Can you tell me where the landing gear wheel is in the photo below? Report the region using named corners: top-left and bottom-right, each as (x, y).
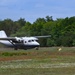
top-left (14, 47), bottom-right (18, 50)
top-left (36, 47), bottom-right (39, 50)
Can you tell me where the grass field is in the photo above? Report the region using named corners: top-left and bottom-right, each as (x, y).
top-left (0, 47), bottom-right (75, 75)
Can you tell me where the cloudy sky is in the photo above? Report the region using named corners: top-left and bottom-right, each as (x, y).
top-left (0, 0), bottom-right (75, 23)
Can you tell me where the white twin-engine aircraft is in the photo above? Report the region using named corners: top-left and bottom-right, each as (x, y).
top-left (0, 30), bottom-right (51, 50)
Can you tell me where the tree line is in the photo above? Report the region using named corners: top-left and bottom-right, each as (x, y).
top-left (0, 16), bottom-right (75, 47)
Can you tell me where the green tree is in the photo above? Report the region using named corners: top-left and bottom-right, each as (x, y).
top-left (46, 16), bottom-right (53, 22)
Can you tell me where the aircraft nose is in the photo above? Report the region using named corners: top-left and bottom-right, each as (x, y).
top-left (35, 42), bottom-right (40, 46)
top-left (37, 42), bottom-right (40, 46)
top-left (34, 42), bottom-right (40, 46)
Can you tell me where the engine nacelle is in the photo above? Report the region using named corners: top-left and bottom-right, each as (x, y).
top-left (15, 37), bottom-right (23, 43)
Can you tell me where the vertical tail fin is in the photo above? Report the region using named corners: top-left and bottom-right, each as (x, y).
top-left (0, 30), bottom-right (7, 38)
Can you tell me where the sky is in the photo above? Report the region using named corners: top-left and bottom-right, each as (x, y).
top-left (0, 0), bottom-right (75, 23)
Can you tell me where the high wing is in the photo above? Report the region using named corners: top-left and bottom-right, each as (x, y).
top-left (33, 35), bottom-right (51, 38)
top-left (0, 30), bottom-right (51, 43)
top-left (0, 35), bottom-right (51, 42)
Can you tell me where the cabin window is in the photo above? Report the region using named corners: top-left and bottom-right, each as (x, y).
top-left (28, 40), bottom-right (31, 42)
top-left (32, 40), bottom-right (34, 42)
top-left (25, 41), bottom-right (27, 43)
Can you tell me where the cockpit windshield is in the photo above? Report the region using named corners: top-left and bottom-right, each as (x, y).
top-left (28, 40), bottom-right (34, 42)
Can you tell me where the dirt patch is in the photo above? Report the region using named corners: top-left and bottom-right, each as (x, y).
top-left (0, 51), bottom-right (75, 61)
